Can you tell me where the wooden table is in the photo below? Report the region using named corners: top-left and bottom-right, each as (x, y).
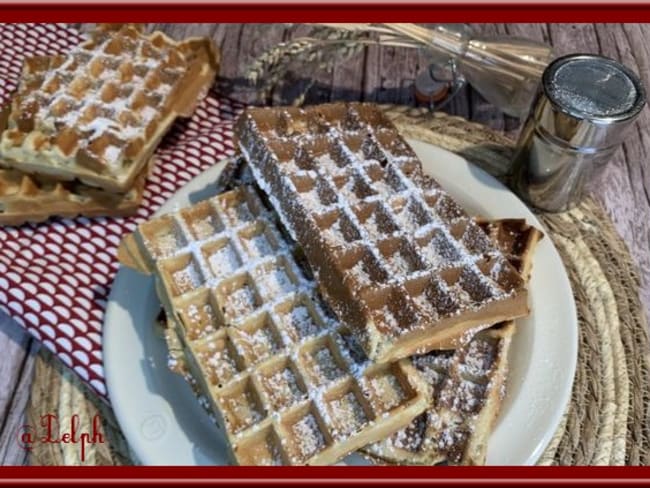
top-left (2, 23), bottom-right (649, 465)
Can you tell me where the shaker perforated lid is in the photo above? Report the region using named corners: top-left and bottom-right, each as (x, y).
top-left (535, 53), bottom-right (646, 149)
top-left (545, 54), bottom-right (645, 121)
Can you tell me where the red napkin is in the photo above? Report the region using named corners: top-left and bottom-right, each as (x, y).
top-left (0, 23), bottom-right (242, 398)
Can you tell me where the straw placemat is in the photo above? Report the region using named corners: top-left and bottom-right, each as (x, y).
top-left (25, 106), bottom-right (650, 466)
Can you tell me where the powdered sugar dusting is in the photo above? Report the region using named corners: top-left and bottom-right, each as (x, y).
top-left (222, 200), bottom-right (253, 224)
top-left (327, 392), bottom-right (368, 439)
top-left (372, 305), bottom-right (401, 336)
top-left (458, 337), bottom-right (497, 380)
top-left (191, 215), bottom-right (222, 241)
top-left (1, 24), bottom-right (190, 177)
top-left (222, 386), bottom-right (264, 434)
top-left (198, 341), bottom-right (239, 387)
top-left (383, 250), bottom-right (412, 275)
top-left (263, 367), bottom-right (305, 410)
top-left (135, 185), bottom-right (427, 464)
top-left (223, 284), bottom-right (258, 319)
top-left (157, 232), bottom-right (181, 256)
top-left (306, 346), bottom-right (345, 385)
top-left (366, 371), bottom-right (406, 413)
top-left (103, 144), bottom-right (122, 166)
top-left (242, 232), bottom-right (274, 258)
top-left (206, 242), bottom-right (241, 279)
top-left (237, 103), bottom-right (526, 361)
top-left (234, 324), bottom-right (280, 364)
top-left (277, 304), bottom-right (321, 342)
top-left (389, 413), bottom-right (427, 452)
top-left (347, 260), bottom-right (372, 288)
top-left (290, 413), bottom-right (326, 462)
top-left (185, 302), bottom-right (217, 340)
top-left (256, 267), bottom-right (295, 302)
top-left (172, 261), bottom-right (201, 295)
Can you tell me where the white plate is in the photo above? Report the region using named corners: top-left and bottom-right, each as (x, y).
top-left (104, 139), bottom-right (578, 466)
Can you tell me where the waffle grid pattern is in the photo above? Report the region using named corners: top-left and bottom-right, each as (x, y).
top-left (0, 24), bottom-right (217, 192)
top-left (365, 219), bottom-right (542, 465)
top-left (365, 324), bottom-right (513, 465)
top-left (0, 23), bottom-right (238, 397)
top-left (128, 186), bottom-right (428, 465)
top-left (0, 166), bottom-right (146, 225)
top-left (237, 103), bottom-right (527, 361)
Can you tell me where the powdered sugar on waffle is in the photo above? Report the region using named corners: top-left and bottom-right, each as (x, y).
top-left (276, 304), bottom-right (323, 344)
top-left (264, 367), bottom-right (305, 410)
top-left (207, 242), bottom-right (240, 278)
top-left (172, 260), bottom-right (203, 293)
top-left (185, 303), bottom-right (217, 340)
top-left (132, 186), bottom-right (428, 464)
top-left (0, 25), bottom-right (194, 176)
top-left (237, 104), bottom-right (525, 360)
top-left (0, 23), bottom-right (243, 399)
top-left (368, 332), bottom-right (501, 463)
top-left (291, 414), bottom-right (327, 461)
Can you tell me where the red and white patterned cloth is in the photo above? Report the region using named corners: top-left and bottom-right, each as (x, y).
top-left (0, 24), bottom-right (242, 398)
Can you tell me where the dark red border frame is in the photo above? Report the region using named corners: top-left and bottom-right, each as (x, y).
top-left (3, 3), bottom-right (650, 22)
top-left (1, 466), bottom-right (650, 485)
top-left (1, 5), bottom-right (650, 484)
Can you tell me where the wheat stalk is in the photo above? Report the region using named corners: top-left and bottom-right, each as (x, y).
top-left (246, 38), bottom-right (320, 85)
top-left (245, 24), bottom-right (438, 104)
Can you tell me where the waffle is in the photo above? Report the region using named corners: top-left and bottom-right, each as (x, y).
top-left (0, 23), bottom-right (219, 192)
top-left (151, 205), bottom-right (541, 466)
top-left (0, 165), bottom-right (145, 226)
top-left (118, 186), bottom-right (429, 466)
top-left (214, 158), bottom-right (542, 353)
top-left (475, 219), bottom-right (543, 283)
top-left (235, 103), bottom-right (529, 363)
top-left (0, 101), bottom-right (149, 226)
top-left (364, 219), bottom-right (542, 465)
top-left (364, 323), bottom-right (515, 465)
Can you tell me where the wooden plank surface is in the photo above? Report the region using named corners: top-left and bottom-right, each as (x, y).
top-left (1, 22), bottom-right (649, 465)
top-left (0, 313), bottom-right (38, 466)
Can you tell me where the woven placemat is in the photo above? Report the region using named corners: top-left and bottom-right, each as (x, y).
top-left (24, 107), bottom-right (650, 466)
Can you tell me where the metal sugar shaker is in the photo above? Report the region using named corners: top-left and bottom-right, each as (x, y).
top-left (510, 53), bottom-right (646, 212)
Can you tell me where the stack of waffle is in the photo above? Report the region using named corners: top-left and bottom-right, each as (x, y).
top-left (119, 103), bottom-right (543, 465)
top-left (0, 23), bottom-right (219, 225)
top-left (119, 185), bottom-right (430, 465)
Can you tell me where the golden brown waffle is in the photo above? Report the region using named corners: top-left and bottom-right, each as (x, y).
top-left (118, 186), bottom-right (429, 466)
top-left (0, 101), bottom-right (148, 226)
top-left (431, 218), bottom-right (544, 350)
top-left (364, 323), bottom-right (515, 465)
top-left (0, 99), bottom-right (149, 226)
top-left (151, 208), bottom-right (541, 466)
top-left (0, 166), bottom-right (145, 226)
top-left (363, 219), bottom-right (542, 466)
top-left (0, 24), bottom-right (219, 192)
top-left (476, 218), bottom-right (543, 283)
top-left (235, 103), bottom-right (529, 363)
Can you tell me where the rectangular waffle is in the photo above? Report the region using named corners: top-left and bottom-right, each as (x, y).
top-left (363, 219), bottom-right (542, 465)
top-left (0, 165), bottom-right (145, 226)
top-left (235, 103), bottom-right (529, 363)
top-left (212, 160), bottom-right (546, 280)
top-left (364, 323), bottom-right (515, 465)
top-left (0, 23), bottom-right (219, 192)
top-left (118, 186), bottom-right (429, 466)
top-left (0, 103), bottom-right (148, 226)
